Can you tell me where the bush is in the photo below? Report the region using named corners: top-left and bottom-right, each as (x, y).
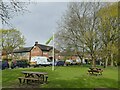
top-left (2, 58), bottom-right (12, 61)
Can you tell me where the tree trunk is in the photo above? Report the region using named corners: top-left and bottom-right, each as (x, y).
top-left (82, 58), bottom-right (84, 65)
top-left (91, 53), bottom-right (96, 68)
top-left (92, 57), bottom-right (96, 68)
top-left (111, 53), bottom-right (114, 66)
top-left (78, 54), bottom-right (83, 65)
top-left (105, 56), bottom-right (109, 68)
top-left (11, 52), bottom-right (13, 60)
top-left (6, 51), bottom-right (9, 59)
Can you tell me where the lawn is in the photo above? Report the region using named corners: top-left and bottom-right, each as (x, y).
top-left (1, 65), bottom-right (118, 89)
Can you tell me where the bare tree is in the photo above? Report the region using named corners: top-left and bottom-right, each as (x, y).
top-left (56, 2), bottom-right (107, 67)
top-left (0, 0), bottom-right (28, 24)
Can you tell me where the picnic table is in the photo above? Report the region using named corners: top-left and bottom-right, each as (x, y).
top-left (18, 71), bottom-right (48, 84)
top-left (87, 67), bottom-right (103, 76)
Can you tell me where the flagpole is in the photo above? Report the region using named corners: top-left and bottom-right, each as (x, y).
top-left (52, 32), bottom-right (54, 71)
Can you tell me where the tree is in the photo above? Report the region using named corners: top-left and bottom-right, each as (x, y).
top-left (56, 2), bottom-right (106, 67)
top-left (0, 0), bottom-right (28, 24)
top-left (0, 29), bottom-right (25, 58)
top-left (97, 3), bottom-right (119, 67)
top-left (56, 2), bottom-right (119, 67)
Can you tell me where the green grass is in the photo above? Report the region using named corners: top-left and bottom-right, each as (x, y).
top-left (0, 70), bottom-right (2, 89)
top-left (1, 66), bottom-right (118, 88)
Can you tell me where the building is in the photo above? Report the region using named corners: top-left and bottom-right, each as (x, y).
top-left (13, 42), bottom-right (59, 62)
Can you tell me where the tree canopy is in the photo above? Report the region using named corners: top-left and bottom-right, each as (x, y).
top-left (0, 29), bottom-right (25, 57)
top-left (97, 2), bottom-right (119, 67)
top-left (56, 2), bottom-right (119, 67)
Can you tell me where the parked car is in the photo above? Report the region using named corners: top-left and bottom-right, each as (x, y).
top-left (76, 59), bottom-right (81, 65)
top-left (11, 60), bottom-right (29, 69)
top-left (72, 60), bottom-right (77, 65)
top-left (30, 56), bottom-right (52, 67)
top-left (65, 60), bottom-right (73, 66)
top-left (2, 60), bottom-right (9, 70)
top-left (56, 60), bottom-right (65, 66)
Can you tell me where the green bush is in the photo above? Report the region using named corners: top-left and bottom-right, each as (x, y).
top-left (2, 58), bottom-right (12, 61)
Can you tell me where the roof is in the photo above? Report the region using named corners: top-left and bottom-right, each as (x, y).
top-left (13, 44), bottom-right (53, 53)
top-left (13, 47), bottom-right (33, 53)
top-left (13, 41), bottom-right (57, 53)
top-left (36, 44), bottom-right (53, 51)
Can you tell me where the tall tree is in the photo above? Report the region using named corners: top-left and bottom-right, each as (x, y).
top-left (56, 2), bottom-right (119, 67)
top-left (0, 29), bottom-right (25, 58)
top-left (56, 2), bottom-right (106, 67)
top-left (97, 3), bottom-right (119, 67)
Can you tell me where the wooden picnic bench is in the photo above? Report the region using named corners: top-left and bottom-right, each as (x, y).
top-left (18, 71), bottom-right (48, 85)
top-left (18, 77), bottom-right (39, 84)
top-left (88, 67), bottom-right (103, 76)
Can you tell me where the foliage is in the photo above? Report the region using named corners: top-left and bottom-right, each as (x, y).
top-left (97, 2), bottom-right (119, 67)
top-left (56, 2), bottom-right (106, 67)
top-left (0, 29), bottom-right (25, 58)
top-left (56, 2), bottom-right (119, 67)
top-left (2, 57), bottom-right (12, 61)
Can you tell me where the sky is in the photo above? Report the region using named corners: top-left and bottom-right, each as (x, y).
top-left (3, 2), bottom-right (68, 47)
top-left (2, 1), bottom-right (116, 47)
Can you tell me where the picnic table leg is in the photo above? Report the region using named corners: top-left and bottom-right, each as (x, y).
top-left (36, 74), bottom-right (42, 83)
top-left (18, 78), bottom-right (22, 84)
top-left (40, 75), bottom-right (44, 83)
top-left (26, 79), bottom-right (29, 84)
top-left (45, 76), bottom-right (48, 83)
top-left (23, 79), bottom-right (25, 83)
top-left (43, 75), bottom-right (44, 82)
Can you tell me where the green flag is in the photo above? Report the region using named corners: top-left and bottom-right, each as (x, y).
top-left (45, 36), bottom-right (53, 45)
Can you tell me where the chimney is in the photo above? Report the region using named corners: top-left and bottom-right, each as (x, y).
top-left (35, 41), bottom-right (38, 46)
